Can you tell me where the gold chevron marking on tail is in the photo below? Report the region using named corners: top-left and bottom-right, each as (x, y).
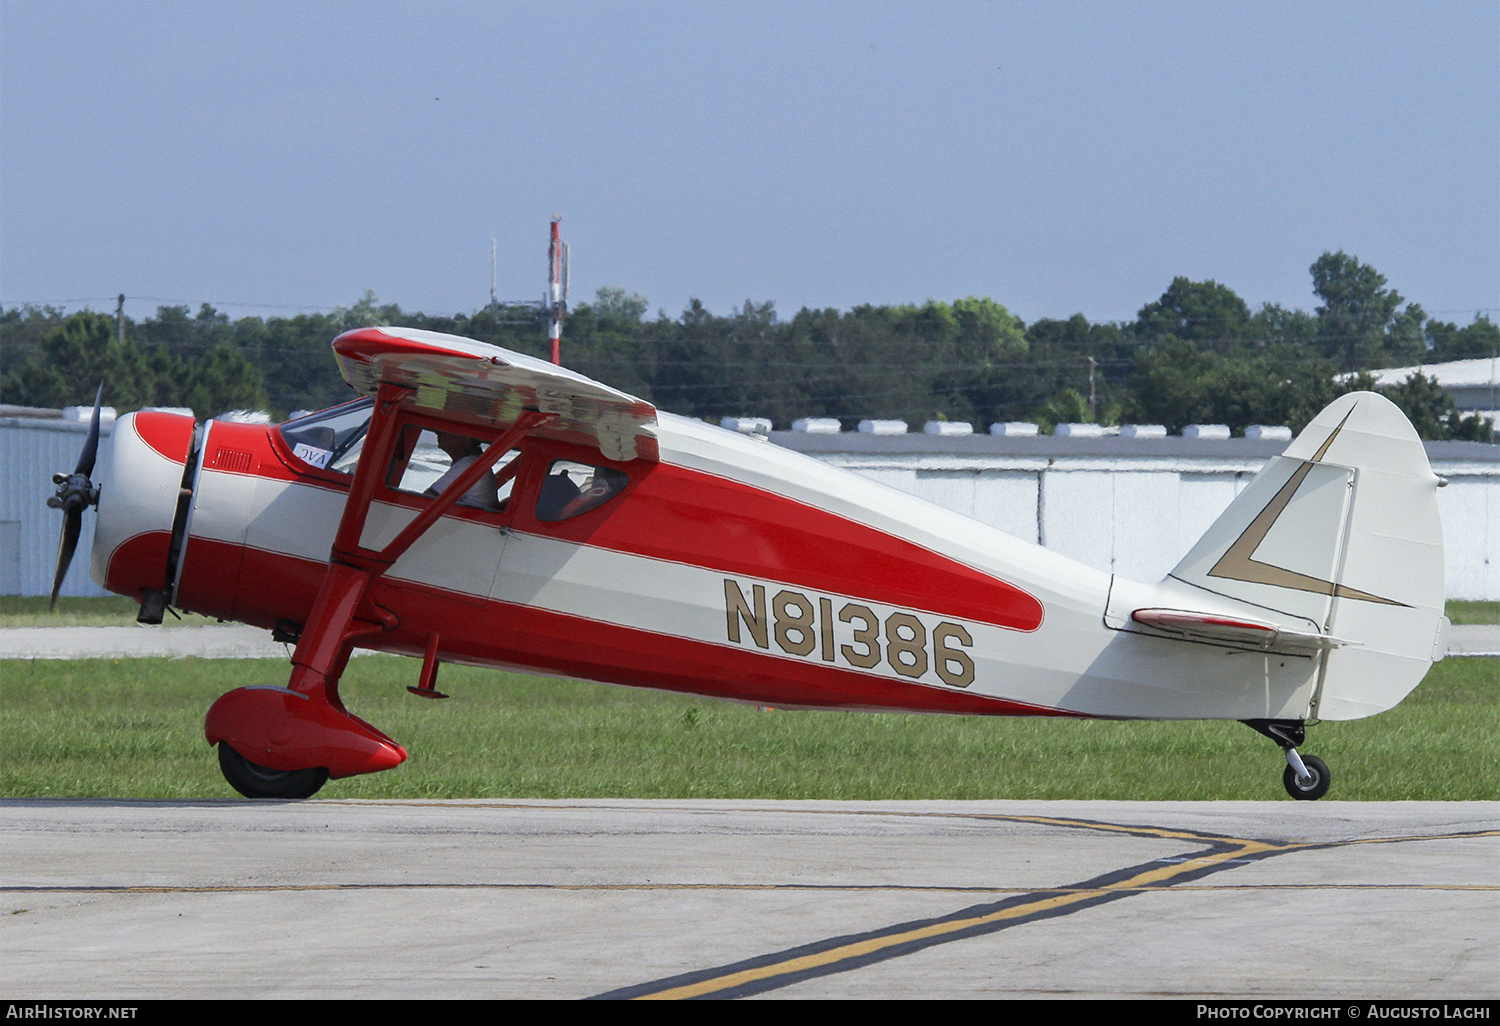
top-left (1207, 406), bottom-right (1405, 607)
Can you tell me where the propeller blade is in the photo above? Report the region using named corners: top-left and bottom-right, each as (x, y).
top-left (74, 383), bottom-right (104, 478)
top-left (48, 383), bottom-right (106, 609)
top-left (49, 508), bottom-right (83, 610)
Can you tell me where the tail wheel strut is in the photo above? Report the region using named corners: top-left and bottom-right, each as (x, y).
top-left (1282, 752), bottom-right (1331, 801)
top-left (1242, 719), bottom-right (1333, 801)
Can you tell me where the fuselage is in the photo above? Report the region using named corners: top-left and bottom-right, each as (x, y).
top-left (90, 403), bottom-right (1326, 721)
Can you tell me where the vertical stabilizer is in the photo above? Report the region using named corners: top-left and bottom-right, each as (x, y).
top-left (1167, 392), bottom-right (1446, 719)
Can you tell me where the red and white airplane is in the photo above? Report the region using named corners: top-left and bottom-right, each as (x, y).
top-left (50, 326), bottom-right (1449, 800)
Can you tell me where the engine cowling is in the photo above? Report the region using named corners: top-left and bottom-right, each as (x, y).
top-left (89, 411), bottom-right (198, 612)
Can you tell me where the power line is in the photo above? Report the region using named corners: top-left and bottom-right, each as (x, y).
top-left (1, 295), bottom-right (551, 313)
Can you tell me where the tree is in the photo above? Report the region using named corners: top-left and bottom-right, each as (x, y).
top-left (1127, 337), bottom-right (1344, 434)
top-left (3, 264), bottom-right (1480, 440)
top-left (1310, 251), bottom-right (1423, 368)
top-left (952, 297), bottom-right (1027, 360)
top-left (1385, 302), bottom-right (1428, 365)
top-left (941, 297), bottom-right (1027, 425)
top-left (231, 311), bottom-right (354, 416)
top-left (0, 305), bottom-right (67, 401)
top-left (591, 286), bottom-right (648, 323)
top-left (1372, 373), bottom-right (1494, 442)
top-left (1248, 302), bottom-right (1318, 349)
top-left (1135, 277), bottom-right (1251, 348)
top-left (1126, 337), bottom-right (1216, 431)
top-left (1427, 315), bottom-right (1500, 361)
top-left (1035, 387), bottom-right (1120, 432)
top-left (329, 289), bottom-right (399, 330)
top-left (0, 310), bottom-right (266, 414)
top-left (2, 311), bottom-right (118, 407)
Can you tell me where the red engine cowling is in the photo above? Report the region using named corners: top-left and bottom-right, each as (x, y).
top-left (89, 411), bottom-right (197, 608)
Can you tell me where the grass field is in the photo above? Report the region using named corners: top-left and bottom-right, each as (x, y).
top-left (0, 596), bottom-right (222, 628)
top-left (1, 654), bottom-right (1494, 801)
top-left (1443, 600), bottom-right (1500, 626)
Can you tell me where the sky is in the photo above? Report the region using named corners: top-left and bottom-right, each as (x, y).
top-left (1, 1), bottom-right (1496, 330)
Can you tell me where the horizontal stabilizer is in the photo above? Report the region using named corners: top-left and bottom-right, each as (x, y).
top-left (1129, 607), bottom-right (1350, 656)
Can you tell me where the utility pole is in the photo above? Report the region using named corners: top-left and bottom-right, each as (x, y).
top-left (490, 235), bottom-right (498, 311)
top-left (1088, 356), bottom-right (1097, 422)
top-left (547, 218), bottom-right (569, 365)
top-left (115, 294), bottom-right (125, 346)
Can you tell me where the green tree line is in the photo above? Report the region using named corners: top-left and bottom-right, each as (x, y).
top-left (2, 251), bottom-right (1494, 440)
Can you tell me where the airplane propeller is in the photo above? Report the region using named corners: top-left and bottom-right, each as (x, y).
top-left (46, 384), bottom-right (104, 609)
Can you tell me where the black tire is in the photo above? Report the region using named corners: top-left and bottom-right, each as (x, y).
top-left (1283, 754), bottom-right (1331, 801)
top-left (217, 742), bottom-right (329, 799)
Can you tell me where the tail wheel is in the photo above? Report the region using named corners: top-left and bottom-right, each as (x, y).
top-left (1283, 754), bottom-right (1331, 801)
top-left (217, 742), bottom-right (329, 799)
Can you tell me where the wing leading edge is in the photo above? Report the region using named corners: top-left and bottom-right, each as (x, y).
top-left (333, 326), bottom-right (658, 462)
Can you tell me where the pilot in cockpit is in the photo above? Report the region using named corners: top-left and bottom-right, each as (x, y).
top-left (425, 432), bottom-right (502, 511)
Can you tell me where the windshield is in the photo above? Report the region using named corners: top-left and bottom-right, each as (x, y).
top-left (277, 398), bottom-right (373, 474)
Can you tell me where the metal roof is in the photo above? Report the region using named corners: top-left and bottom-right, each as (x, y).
top-left (768, 430), bottom-right (1500, 464)
top-left (1364, 357), bottom-right (1499, 389)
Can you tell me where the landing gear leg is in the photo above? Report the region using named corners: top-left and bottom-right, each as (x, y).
top-left (1242, 719), bottom-right (1332, 801)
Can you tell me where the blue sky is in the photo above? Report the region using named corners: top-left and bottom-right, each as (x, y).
top-left (2, 1), bottom-right (1496, 328)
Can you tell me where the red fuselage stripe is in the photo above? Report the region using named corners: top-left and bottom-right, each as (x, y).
top-left (532, 459), bottom-right (1045, 632)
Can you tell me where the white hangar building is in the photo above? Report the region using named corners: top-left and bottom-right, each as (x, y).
top-left (2, 409), bottom-right (1498, 602)
top-left (1364, 357), bottom-right (1500, 427)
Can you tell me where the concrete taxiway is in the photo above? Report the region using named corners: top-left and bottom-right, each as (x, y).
top-left (2, 799), bottom-right (1495, 999)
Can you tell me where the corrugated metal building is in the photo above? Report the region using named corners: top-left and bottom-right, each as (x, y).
top-left (3, 413), bottom-right (1497, 600)
top-left (1, 411), bottom-right (116, 598)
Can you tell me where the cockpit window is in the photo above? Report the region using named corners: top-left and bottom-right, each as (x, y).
top-left (278, 398), bottom-right (373, 474)
top-left (535, 460), bottom-right (629, 521)
top-left (386, 425), bottom-right (520, 512)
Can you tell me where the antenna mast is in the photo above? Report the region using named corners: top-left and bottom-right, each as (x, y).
top-left (547, 218), bottom-right (569, 365)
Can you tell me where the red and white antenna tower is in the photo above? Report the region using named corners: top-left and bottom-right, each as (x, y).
top-left (547, 217), bottom-right (569, 365)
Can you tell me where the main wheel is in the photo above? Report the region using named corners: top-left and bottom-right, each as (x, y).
top-left (1283, 754), bottom-right (1331, 801)
top-left (217, 742), bottom-right (329, 799)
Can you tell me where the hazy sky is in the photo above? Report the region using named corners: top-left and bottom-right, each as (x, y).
top-left (2, 1), bottom-right (1496, 329)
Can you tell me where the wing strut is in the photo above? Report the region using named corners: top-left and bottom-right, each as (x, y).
top-left (296, 390), bottom-right (554, 703)
top-left (205, 385), bottom-right (556, 790)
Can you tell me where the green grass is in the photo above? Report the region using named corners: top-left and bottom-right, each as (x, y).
top-left (1446, 601), bottom-right (1499, 626)
top-left (1, 656), bottom-right (1494, 801)
top-left (5, 595), bottom-right (1494, 628)
top-left (0, 596), bottom-right (221, 628)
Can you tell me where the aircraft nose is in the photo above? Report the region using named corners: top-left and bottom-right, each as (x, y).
top-left (89, 411), bottom-right (198, 607)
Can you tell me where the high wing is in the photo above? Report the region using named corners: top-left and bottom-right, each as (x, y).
top-left (333, 326), bottom-right (658, 463)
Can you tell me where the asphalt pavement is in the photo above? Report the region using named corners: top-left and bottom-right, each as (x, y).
top-left (2, 798), bottom-right (1495, 1000)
